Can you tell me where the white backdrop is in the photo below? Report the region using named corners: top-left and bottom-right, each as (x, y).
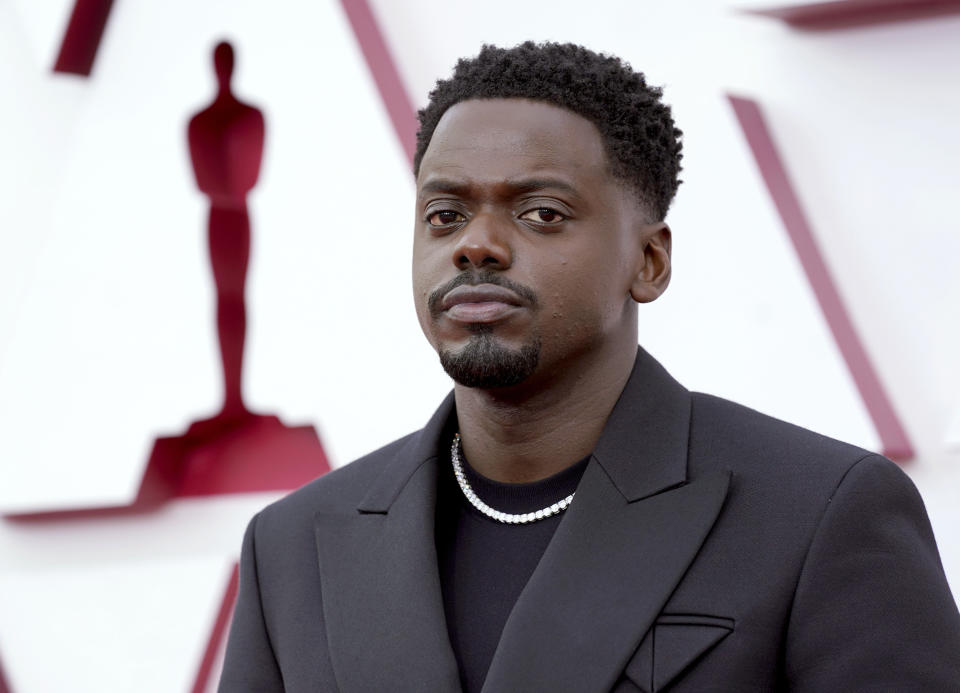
top-left (1, 0), bottom-right (958, 689)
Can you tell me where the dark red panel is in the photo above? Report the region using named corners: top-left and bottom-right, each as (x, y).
top-left (192, 563), bottom-right (239, 693)
top-left (727, 95), bottom-right (914, 461)
top-left (0, 653), bottom-right (11, 693)
top-left (339, 0), bottom-right (418, 165)
top-left (744, 0), bottom-right (960, 30)
top-left (53, 0), bottom-right (115, 76)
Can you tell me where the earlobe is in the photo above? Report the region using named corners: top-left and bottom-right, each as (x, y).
top-left (629, 222), bottom-right (672, 304)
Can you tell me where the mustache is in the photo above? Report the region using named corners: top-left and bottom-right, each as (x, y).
top-left (427, 270), bottom-right (539, 317)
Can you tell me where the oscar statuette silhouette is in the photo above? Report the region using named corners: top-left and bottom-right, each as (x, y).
top-left (188, 40), bottom-right (263, 429)
top-left (7, 42), bottom-right (328, 520)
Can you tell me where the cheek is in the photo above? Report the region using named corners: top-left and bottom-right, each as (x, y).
top-left (411, 269), bottom-right (428, 305)
top-left (540, 257), bottom-right (628, 335)
top-left (411, 272), bottom-right (431, 325)
top-left (410, 241), bottom-right (434, 303)
top-left (411, 247), bottom-right (444, 344)
top-left (540, 270), bottom-right (600, 335)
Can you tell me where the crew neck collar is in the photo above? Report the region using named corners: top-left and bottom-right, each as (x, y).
top-left (458, 450), bottom-right (590, 516)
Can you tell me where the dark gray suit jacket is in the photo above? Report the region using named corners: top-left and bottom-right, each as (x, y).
top-left (219, 349), bottom-right (960, 691)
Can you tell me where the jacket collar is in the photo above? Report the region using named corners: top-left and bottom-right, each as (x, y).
top-left (314, 347), bottom-right (728, 692)
top-left (592, 344), bottom-right (691, 500)
top-left (355, 390), bottom-right (455, 513)
top-left (357, 346), bottom-right (691, 513)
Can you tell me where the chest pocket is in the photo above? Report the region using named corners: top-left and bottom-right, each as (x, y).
top-left (615, 613), bottom-right (734, 692)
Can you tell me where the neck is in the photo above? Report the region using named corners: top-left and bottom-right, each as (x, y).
top-left (454, 336), bottom-right (638, 484)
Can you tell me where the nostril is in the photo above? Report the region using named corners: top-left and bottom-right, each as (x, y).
top-left (457, 253), bottom-right (501, 268)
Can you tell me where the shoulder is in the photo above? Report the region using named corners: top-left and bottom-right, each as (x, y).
top-left (687, 392), bottom-right (905, 500)
top-left (681, 393), bottom-right (936, 597)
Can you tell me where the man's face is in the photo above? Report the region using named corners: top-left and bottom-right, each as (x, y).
top-left (413, 98), bottom-right (657, 390)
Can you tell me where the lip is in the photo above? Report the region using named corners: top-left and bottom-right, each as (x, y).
top-left (440, 284), bottom-right (524, 310)
top-left (439, 284), bottom-right (525, 324)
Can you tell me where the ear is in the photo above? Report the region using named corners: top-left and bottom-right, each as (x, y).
top-left (630, 222), bottom-right (672, 304)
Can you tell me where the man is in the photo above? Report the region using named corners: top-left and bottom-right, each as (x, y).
top-left (219, 42), bottom-right (960, 691)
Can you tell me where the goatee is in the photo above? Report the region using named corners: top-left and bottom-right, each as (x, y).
top-left (439, 329), bottom-right (540, 388)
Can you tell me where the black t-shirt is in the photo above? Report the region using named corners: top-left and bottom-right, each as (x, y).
top-left (435, 445), bottom-right (590, 693)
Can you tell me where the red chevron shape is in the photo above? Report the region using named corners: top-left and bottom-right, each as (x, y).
top-left (339, 0), bottom-right (418, 166)
top-left (743, 0), bottom-right (960, 30)
top-left (728, 95), bottom-right (913, 461)
top-left (53, 0), bottom-right (115, 75)
top-left (191, 562), bottom-right (239, 693)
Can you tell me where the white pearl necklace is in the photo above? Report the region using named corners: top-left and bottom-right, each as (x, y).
top-left (450, 433), bottom-right (574, 524)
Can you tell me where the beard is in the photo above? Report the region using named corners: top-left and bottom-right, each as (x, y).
top-left (439, 327), bottom-right (541, 389)
top-left (428, 270), bottom-right (541, 388)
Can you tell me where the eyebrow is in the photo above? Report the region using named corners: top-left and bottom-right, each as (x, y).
top-left (419, 178), bottom-right (471, 196)
top-left (505, 177), bottom-right (580, 196)
top-left (418, 176), bottom-right (581, 198)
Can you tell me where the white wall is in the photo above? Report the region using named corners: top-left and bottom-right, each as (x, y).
top-left (1, 1), bottom-right (957, 689)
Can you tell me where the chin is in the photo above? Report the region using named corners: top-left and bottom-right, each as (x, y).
top-left (438, 332), bottom-right (541, 389)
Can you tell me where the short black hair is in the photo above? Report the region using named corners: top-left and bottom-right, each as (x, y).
top-left (414, 42), bottom-right (683, 221)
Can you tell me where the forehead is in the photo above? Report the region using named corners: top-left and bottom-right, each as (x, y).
top-left (417, 99), bottom-right (611, 188)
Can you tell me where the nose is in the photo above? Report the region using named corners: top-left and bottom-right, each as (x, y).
top-left (452, 212), bottom-right (513, 270)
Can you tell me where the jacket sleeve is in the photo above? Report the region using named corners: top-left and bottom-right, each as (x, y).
top-left (218, 512), bottom-right (285, 692)
top-left (785, 454), bottom-right (960, 690)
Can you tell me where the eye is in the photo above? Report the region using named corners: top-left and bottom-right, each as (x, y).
top-left (427, 210), bottom-right (466, 227)
top-left (519, 207), bottom-right (566, 224)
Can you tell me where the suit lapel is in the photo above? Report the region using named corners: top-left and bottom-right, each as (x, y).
top-left (482, 348), bottom-right (731, 693)
top-left (481, 465), bottom-right (730, 693)
top-left (313, 395), bottom-right (462, 693)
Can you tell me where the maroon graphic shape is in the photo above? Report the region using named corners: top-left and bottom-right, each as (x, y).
top-left (5, 42), bottom-right (329, 521)
top-left (0, 653), bottom-right (10, 693)
top-left (728, 95), bottom-right (914, 461)
top-left (339, 0), bottom-right (418, 166)
top-left (53, 0), bottom-right (115, 75)
top-left (192, 562), bottom-right (239, 693)
top-left (743, 0), bottom-right (960, 30)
